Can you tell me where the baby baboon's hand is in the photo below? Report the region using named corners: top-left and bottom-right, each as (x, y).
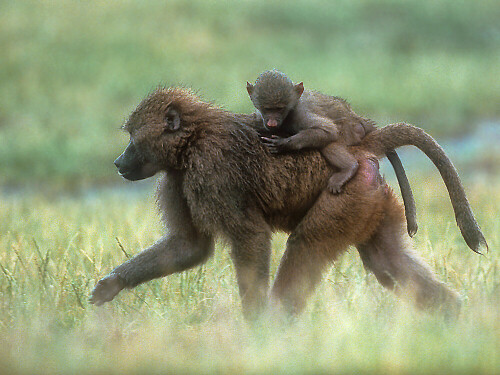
top-left (89, 273), bottom-right (125, 306)
top-left (260, 135), bottom-right (289, 154)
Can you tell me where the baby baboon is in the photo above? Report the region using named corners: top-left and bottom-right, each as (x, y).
top-left (247, 70), bottom-right (418, 237)
top-left (89, 87), bottom-right (486, 319)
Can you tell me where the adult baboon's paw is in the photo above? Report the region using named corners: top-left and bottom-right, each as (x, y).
top-left (89, 273), bottom-right (125, 306)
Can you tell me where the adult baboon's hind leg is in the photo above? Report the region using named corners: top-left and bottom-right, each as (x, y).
top-left (271, 157), bottom-right (388, 315)
top-left (270, 228), bottom-right (339, 315)
top-left (356, 193), bottom-right (461, 314)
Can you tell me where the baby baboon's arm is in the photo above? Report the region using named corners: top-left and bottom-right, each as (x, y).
top-left (261, 114), bottom-right (339, 154)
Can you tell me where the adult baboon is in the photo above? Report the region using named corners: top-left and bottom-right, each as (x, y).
top-left (89, 87), bottom-right (486, 318)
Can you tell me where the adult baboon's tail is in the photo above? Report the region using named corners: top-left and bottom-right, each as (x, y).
top-left (360, 122), bottom-right (488, 254)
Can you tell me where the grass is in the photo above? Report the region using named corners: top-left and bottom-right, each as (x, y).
top-left (0, 0), bottom-right (498, 372)
top-left (0, 173), bottom-right (498, 374)
top-left (0, 0), bottom-right (499, 186)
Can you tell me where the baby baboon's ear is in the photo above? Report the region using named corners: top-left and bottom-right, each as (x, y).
top-left (164, 108), bottom-right (181, 132)
top-left (246, 82), bottom-right (254, 96)
top-left (294, 82), bottom-right (304, 97)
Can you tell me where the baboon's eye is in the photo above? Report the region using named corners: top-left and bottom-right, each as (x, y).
top-left (164, 109), bottom-right (181, 133)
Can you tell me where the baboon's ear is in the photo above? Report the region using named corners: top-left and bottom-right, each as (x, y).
top-left (164, 108), bottom-right (181, 132)
top-left (246, 82), bottom-right (254, 96)
top-left (294, 82), bottom-right (304, 97)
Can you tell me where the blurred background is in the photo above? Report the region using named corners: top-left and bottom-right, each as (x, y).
top-left (1, 0), bottom-right (499, 190)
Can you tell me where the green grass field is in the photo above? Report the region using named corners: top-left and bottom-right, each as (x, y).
top-left (0, 174), bottom-right (498, 374)
top-left (1, 0), bottom-right (499, 373)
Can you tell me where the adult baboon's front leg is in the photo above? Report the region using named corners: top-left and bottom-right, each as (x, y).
top-left (89, 233), bottom-right (213, 306)
top-left (90, 173), bottom-right (214, 306)
top-left (230, 226), bottom-right (272, 320)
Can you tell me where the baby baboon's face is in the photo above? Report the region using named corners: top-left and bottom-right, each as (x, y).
top-left (247, 71), bottom-right (304, 131)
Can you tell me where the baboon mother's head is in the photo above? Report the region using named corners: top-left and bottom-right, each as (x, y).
top-left (114, 87), bottom-right (206, 180)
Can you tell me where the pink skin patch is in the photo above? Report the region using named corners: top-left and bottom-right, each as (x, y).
top-left (357, 157), bottom-right (383, 189)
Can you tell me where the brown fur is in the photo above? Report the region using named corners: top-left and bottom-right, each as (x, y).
top-left (89, 87), bottom-right (485, 319)
top-left (247, 70), bottom-right (418, 237)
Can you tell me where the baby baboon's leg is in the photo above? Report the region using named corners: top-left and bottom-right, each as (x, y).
top-left (321, 143), bottom-right (359, 194)
top-left (356, 193), bottom-right (461, 313)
